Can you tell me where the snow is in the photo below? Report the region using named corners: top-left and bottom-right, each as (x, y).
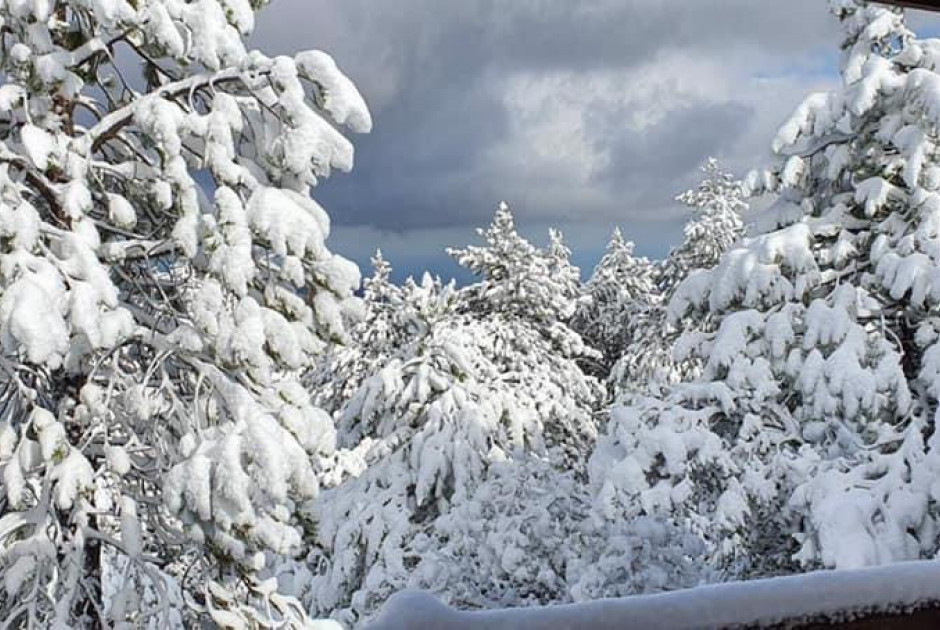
top-left (105, 445), bottom-right (131, 476)
top-left (855, 176), bottom-right (894, 216)
top-left (368, 561), bottom-right (940, 630)
top-left (106, 194), bottom-right (137, 230)
top-left (0, 272), bottom-right (70, 367)
top-left (247, 187), bottom-right (330, 260)
top-left (21, 123), bottom-right (56, 170)
top-left (296, 51), bottom-right (374, 133)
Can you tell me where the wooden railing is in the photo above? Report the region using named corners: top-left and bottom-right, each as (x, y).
top-left (876, 0), bottom-right (940, 12)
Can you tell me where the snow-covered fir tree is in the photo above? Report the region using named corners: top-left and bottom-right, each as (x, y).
top-left (594, 0), bottom-right (940, 582)
top-left (297, 272), bottom-right (537, 623)
top-left (298, 272), bottom-right (482, 622)
top-left (609, 159), bottom-right (746, 399)
top-left (574, 228), bottom-right (656, 376)
top-left (308, 250), bottom-right (399, 420)
top-left (0, 1), bottom-right (370, 626)
top-left (658, 158), bottom-right (747, 293)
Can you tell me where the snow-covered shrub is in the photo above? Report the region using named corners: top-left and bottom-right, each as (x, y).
top-left (568, 514), bottom-right (710, 602)
top-left (408, 454), bottom-right (583, 609)
top-left (409, 453), bottom-right (709, 609)
top-left (0, 0), bottom-right (370, 626)
top-left (590, 395), bottom-right (800, 580)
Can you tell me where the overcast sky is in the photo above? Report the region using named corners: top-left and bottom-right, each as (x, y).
top-left (252, 1), bottom-right (940, 282)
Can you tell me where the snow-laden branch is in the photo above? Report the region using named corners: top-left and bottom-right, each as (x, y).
top-left (87, 68), bottom-right (243, 153)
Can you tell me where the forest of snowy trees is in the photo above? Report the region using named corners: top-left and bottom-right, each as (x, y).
top-left (1, 0), bottom-right (940, 628)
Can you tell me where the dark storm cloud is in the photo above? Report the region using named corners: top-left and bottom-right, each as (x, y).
top-left (309, 68), bottom-right (511, 230)
top-left (250, 1), bottom-right (940, 280)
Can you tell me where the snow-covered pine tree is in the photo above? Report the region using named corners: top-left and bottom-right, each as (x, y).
top-left (447, 203), bottom-right (602, 463)
top-left (594, 0), bottom-right (940, 580)
top-left (447, 201), bottom-right (580, 329)
top-left (574, 228), bottom-right (656, 376)
top-left (299, 273), bottom-right (501, 623)
top-left (611, 159), bottom-right (746, 398)
top-left (0, 1), bottom-right (370, 626)
top-left (299, 209), bottom-right (602, 624)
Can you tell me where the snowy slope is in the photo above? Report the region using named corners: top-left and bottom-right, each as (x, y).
top-left (366, 560), bottom-right (940, 629)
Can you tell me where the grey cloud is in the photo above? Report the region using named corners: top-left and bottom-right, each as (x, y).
top-left (251, 1), bottom-right (940, 277)
top-left (254, 1), bottom-right (840, 86)
top-left (597, 101), bottom-right (755, 207)
top-left (313, 70), bottom-right (510, 230)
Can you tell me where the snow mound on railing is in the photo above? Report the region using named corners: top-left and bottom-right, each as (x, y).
top-left (366, 560), bottom-right (940, 629)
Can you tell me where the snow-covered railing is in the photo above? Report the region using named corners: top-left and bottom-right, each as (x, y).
top-left (366, 561), bottom-right (940, 629)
